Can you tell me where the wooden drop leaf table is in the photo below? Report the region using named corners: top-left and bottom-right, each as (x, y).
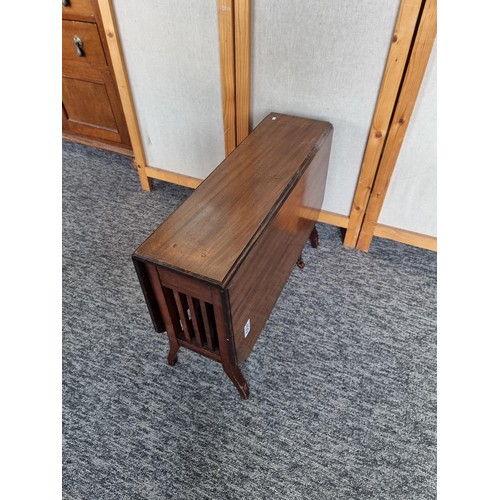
top-left (133, 113), bottom-right (333, 399)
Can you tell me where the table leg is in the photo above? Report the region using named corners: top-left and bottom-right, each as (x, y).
top-left (222, 361), bottom-right (250, 399)
top-left (167, 342), bottom-right (179, 366)
top-left (309, 225), bottom-right (319, 248)
top-left (296, 254), bottom-right (305, 269)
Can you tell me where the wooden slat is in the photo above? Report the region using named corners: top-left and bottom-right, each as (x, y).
top-left (200, 302), bottom-right (214, 351)
top-left (144, 166), bottom-right (202, 189)
top-left (176, 338), bottom-right (221, 361)
top-left (173, 291), bottom-right (191, 340)
top-left (317, 210), bottom-right (349, 229)
top-left (156, 266), bottom-right (215, 303)
top-left (217, 0), bottom-right (237, 156)
top-left (96, 0), bottom-right (152, 191)
top-left (357, 0), bottom-right (437, 251)
top-left (234, 0), bottom-right (251, 145)
top-left (373, 224), bottom-right (436, 251)
top-left (344, 0), bottom-right (423, 247)
top-left (187, 296), bottom-right (203, 347)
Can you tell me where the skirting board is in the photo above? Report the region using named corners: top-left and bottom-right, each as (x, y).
top-left (145, 166), bottom-right (436, 252)
top-left (63, 134), bottom-right (134, 158)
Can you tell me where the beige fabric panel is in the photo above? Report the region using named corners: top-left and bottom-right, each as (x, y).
top-left (379, 42), bottom-right (437, 237)
top-left (251, 0), bottom-right (401, 215)
top-left (112, 0), bottom-right (226, 179)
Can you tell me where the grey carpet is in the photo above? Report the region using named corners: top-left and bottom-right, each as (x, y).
top-left (62, 140), bottom-right (436, 500)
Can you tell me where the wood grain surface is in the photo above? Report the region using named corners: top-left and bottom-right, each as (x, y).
top-left (134, 113), bottom-right (332, 284)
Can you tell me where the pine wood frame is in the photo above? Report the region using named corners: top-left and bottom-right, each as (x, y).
top-left (94, 0), bottom-right (251, 188)
top-left (234, 0), bottom-right (252, 145)
top-left (345, 0), bottom-right (437, 251)
top-left (94, 0), bottom-right (436, 252)
top-left (344, 0), bottom-right (424, 247)
top-left (356, 0), bottom-right (437, 251)
top-left (217, 0), bottom-right (252, 155)
top-left (218, 0), bottom-right (436, 250)
top-left (96, 0), bottom-right (152, 191)
top-left (373, 224), bottom-right (437, 251)
top-left (217, 0), bottom-right (237, 156)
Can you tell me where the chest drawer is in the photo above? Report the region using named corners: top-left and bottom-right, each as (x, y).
top-left (62, 20), bottom-right (107, 67)
top-left (62, 0), bottom-right (95, 20)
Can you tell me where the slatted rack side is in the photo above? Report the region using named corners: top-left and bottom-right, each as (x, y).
top-left (146, 266), bottom-right (222, 361)
top-left (161, 286), bottom-right (220, 354)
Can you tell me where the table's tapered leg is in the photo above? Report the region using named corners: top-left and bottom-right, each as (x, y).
top-left (309, 225), bottom-right (319, 248)
top-left (297, 253), bottom-right (305, 269)
top-left (222, 362), bottom-right (250, 399)
top-left (167, 342), bottom-right (179, 366)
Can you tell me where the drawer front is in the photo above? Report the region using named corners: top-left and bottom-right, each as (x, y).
top-left (62, 0), bottom-right (95, 20)
top-left (62, 75), bottom-right (122, 143)
top-left (62, 20), bottom-right (107, 67)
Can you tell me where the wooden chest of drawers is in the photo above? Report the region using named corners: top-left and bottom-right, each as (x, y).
top-left (62, 0), bottom-right (132, 154)
top-left (133, 113), bottom-right (333, 398)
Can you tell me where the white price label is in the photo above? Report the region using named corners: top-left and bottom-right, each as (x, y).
top-left (244, 319), bottom-right (251, 338)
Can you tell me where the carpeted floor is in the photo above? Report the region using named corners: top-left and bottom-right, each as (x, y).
top-left (62, 140), bottom-right (436, 500)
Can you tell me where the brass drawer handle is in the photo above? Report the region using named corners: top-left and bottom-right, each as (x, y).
top-left (73, 35), bottom-right (84, 57)
top-left (62, 0), bottom-right (70, 6)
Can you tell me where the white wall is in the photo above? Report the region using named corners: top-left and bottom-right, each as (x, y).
top-left (378, 42), bottom-right (437, 237)
top-left (251, 0), bottom-right (401, 216)
top-left (113, 0), bottom-right (226, 179)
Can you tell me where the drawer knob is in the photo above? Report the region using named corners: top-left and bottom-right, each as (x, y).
top-left (72, 35), bottom-right (84, 57)
top-left (62, 0), bottom-right (70, 6)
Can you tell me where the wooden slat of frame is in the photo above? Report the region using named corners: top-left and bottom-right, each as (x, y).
top-left (317, 210), bottom-right (350, 229)
top-left (144, 165), bottom-right (202, 189)
top-left (356, 0), bottom-right (437, 252)
top-left (96, 0), bottom-right (152, 191)
top-left (373, 224), bottom-right (436, 251)
top-left (344, 0), bottom-right (424, 247)
top-left (217, 0), bottom-right (237, 156)
top-left (234, 0), bottom-right (251, 145)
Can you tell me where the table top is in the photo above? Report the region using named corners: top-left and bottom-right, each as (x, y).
top-left (134, 112), bottom-right (332, 284)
